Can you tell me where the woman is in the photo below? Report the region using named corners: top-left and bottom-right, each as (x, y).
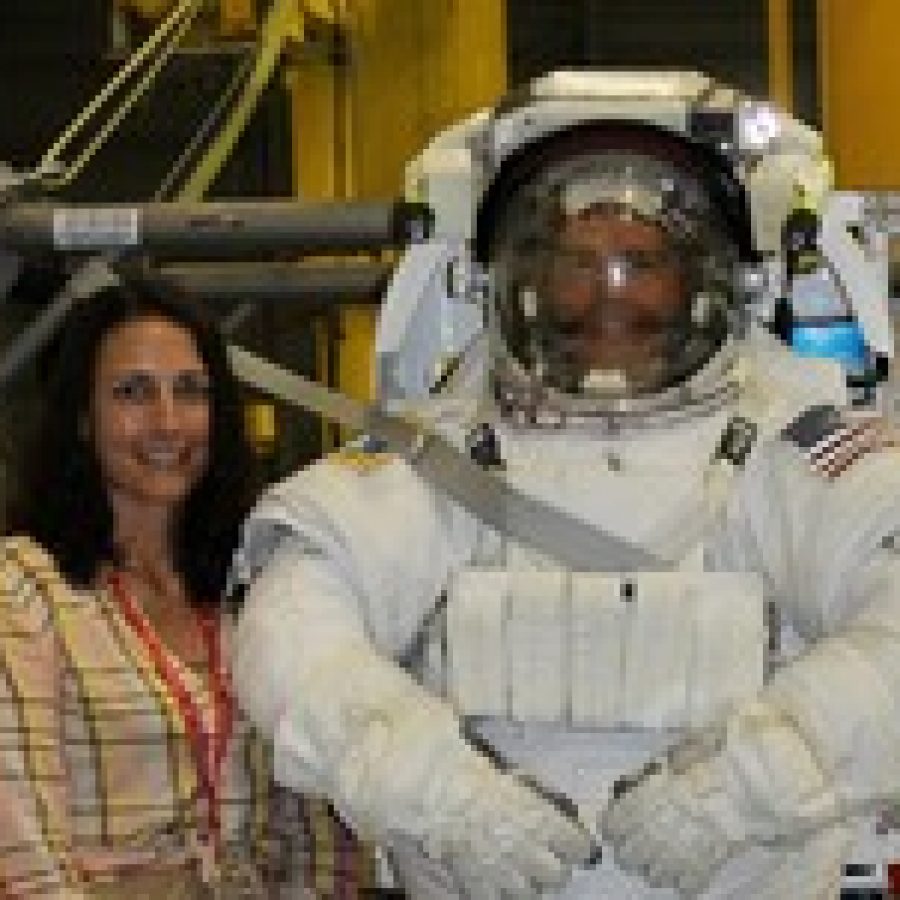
top-left (1, 279), bottom-right (378, 897)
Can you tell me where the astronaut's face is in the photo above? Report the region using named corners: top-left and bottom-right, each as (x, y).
top-left (543, 208), bottom-right (689, 384)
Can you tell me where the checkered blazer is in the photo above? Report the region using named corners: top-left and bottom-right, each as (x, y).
top-left (0, 537), bottom-right (379, 898)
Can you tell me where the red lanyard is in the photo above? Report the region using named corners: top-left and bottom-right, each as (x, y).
top-left (106, 571), bottom-right (234, 849)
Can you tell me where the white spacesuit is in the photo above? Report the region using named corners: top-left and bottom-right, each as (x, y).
top-left (233, 72), bottom-right (900, 898)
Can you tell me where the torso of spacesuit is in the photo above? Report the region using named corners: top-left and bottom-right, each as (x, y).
top-left (239, 330), bottom-right (900, 898)
top-left (403, 353), bottom-right (767, 897)
top-left (397, 334), bottom-right (858, 898)
top-left (425, 406), bottom-right (756, 754)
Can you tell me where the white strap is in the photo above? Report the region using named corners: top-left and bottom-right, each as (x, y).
top-left (227, 344), bottom-right (666, 573)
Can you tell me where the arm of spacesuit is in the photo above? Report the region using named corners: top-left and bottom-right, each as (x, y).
top-left (234, 541), bottom-right (594, 897)
top-left (742, 548), bottom-right (900, 831)
top-left (603, 440), bottom-right (900, 894)
top-left (603, 547), bottom-right (900, 894)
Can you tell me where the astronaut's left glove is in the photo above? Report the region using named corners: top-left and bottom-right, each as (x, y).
top-left (601, 700), bottom-right (841, 896)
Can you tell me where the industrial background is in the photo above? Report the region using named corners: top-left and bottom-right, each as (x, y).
top-left (0, 0), bottom-right (896, 499)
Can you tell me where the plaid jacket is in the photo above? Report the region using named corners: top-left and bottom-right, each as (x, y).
top-left (0, 537), bottom-right (379, 898)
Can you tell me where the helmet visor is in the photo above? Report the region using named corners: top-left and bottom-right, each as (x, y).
top-left (491, 151), bottom-right (739, 403)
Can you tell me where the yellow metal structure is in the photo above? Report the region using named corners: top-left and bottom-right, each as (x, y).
top-left (245, 400), bottom-right (278, 454)
top-left (117, 0), bottom-right (256, 34)
top-left (117, 0), bottom-right (506, 450)
top-left (767, 0), bottom-right (793, 114)
top-left (178, 0), bottom-right (302, 200)
top-left (220, 0), bottom-right (256, 35)
top-left (818, 0), bottom-right (900, 189)
top-left (115, 0), bottom-right (179, 19)
top-left (287, 0), bottom-right (507, 446)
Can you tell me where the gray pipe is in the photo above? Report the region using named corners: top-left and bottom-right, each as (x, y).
top-left (0, 200), bottom-right (432, 256)
top-left (156, 261), bottom-right (391, 305)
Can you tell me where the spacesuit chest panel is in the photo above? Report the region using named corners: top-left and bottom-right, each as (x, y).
top-left (416, 419), bottom-right (767, 734)
top-left (444, 567), bottom-right (765, 731)
top-left (411, 427), bottom-right (770, 875)
top-left (484, 418), bottom-right (729, 563)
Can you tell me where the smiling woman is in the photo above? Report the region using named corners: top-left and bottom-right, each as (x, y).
top-left (93, 315), bottom-right (213, 520)
top-left (9, 280), bottom-right (249, 606)
top-left (1, 279), bottom-right (379, 898)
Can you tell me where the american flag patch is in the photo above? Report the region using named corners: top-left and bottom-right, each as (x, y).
top-left (782, 404), bottom-right (892, 480)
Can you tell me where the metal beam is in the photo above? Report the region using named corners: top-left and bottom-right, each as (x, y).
top-left (0, 199), bottom-right (431, 257)
top-left (768, 0), bottom-right (794, 113)
top-left (818, 0), bottom-right (900, 189)
top-left (157, 261), bottom-right (391, 304)
top-left (220, 0), bottom-right (256, 36)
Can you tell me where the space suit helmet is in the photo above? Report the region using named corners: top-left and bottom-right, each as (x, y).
top-left (475, 119), bottom-right (757, 422)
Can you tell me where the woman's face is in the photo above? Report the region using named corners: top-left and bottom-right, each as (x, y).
top-left (89, 316), bottom-right (212, 511)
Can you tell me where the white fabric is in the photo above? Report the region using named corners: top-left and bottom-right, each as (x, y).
top-left (597, 421), bottom-right (900, 895)
top-left (235, 547), bottom-right (593, 897)
top-left (233, 330), bottom-right (900, 898)
top-left (601, 701), bottom-right (839, 895)
top-left (711, 441), bottom-right (900, 817)
top-left (445, 569), bottom-right (765, 729)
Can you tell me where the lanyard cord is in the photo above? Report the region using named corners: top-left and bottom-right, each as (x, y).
top-left (105, 571), bottom-right (234, 850)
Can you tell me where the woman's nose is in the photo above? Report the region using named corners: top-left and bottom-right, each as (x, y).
top-left (149, 386), bottom-right (180, 431)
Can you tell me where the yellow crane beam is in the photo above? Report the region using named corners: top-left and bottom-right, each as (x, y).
top-left (818, 0), bottom-right (900, 189)
top-left (768, 0), bottom-right (793, 113)
top-left (286, 1), bottom-right (506, 446)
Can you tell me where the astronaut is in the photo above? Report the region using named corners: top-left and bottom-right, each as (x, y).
top-left (233, 72), bottom-right (900, 898)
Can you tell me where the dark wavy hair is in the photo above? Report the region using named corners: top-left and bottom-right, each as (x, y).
top-left (7, 277), bottom-right (257, 607)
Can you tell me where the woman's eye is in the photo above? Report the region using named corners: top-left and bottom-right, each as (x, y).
top-left (111, 376), bottom-right (154, 401)
top-left (173, 374), bottom-right (211, 401)
top-left (109, 372), bottom-right (210, 402)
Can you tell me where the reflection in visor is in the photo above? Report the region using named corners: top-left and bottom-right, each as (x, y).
top-left (530, 219), bottom-right (692, 394)
top-left (491, 149), bottom-right (741, 415)
top-left (548, 247), bottom-right (681, 292)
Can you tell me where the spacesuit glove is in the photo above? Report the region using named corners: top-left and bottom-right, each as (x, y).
top-left (388, 724), bottom-right (597, 898)
top-left (288, 648), bottom-right (595, 897)
top-left (390, 829), bottom-right (575, 900)
top-left (601, 700), bottom-right (840, 897)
